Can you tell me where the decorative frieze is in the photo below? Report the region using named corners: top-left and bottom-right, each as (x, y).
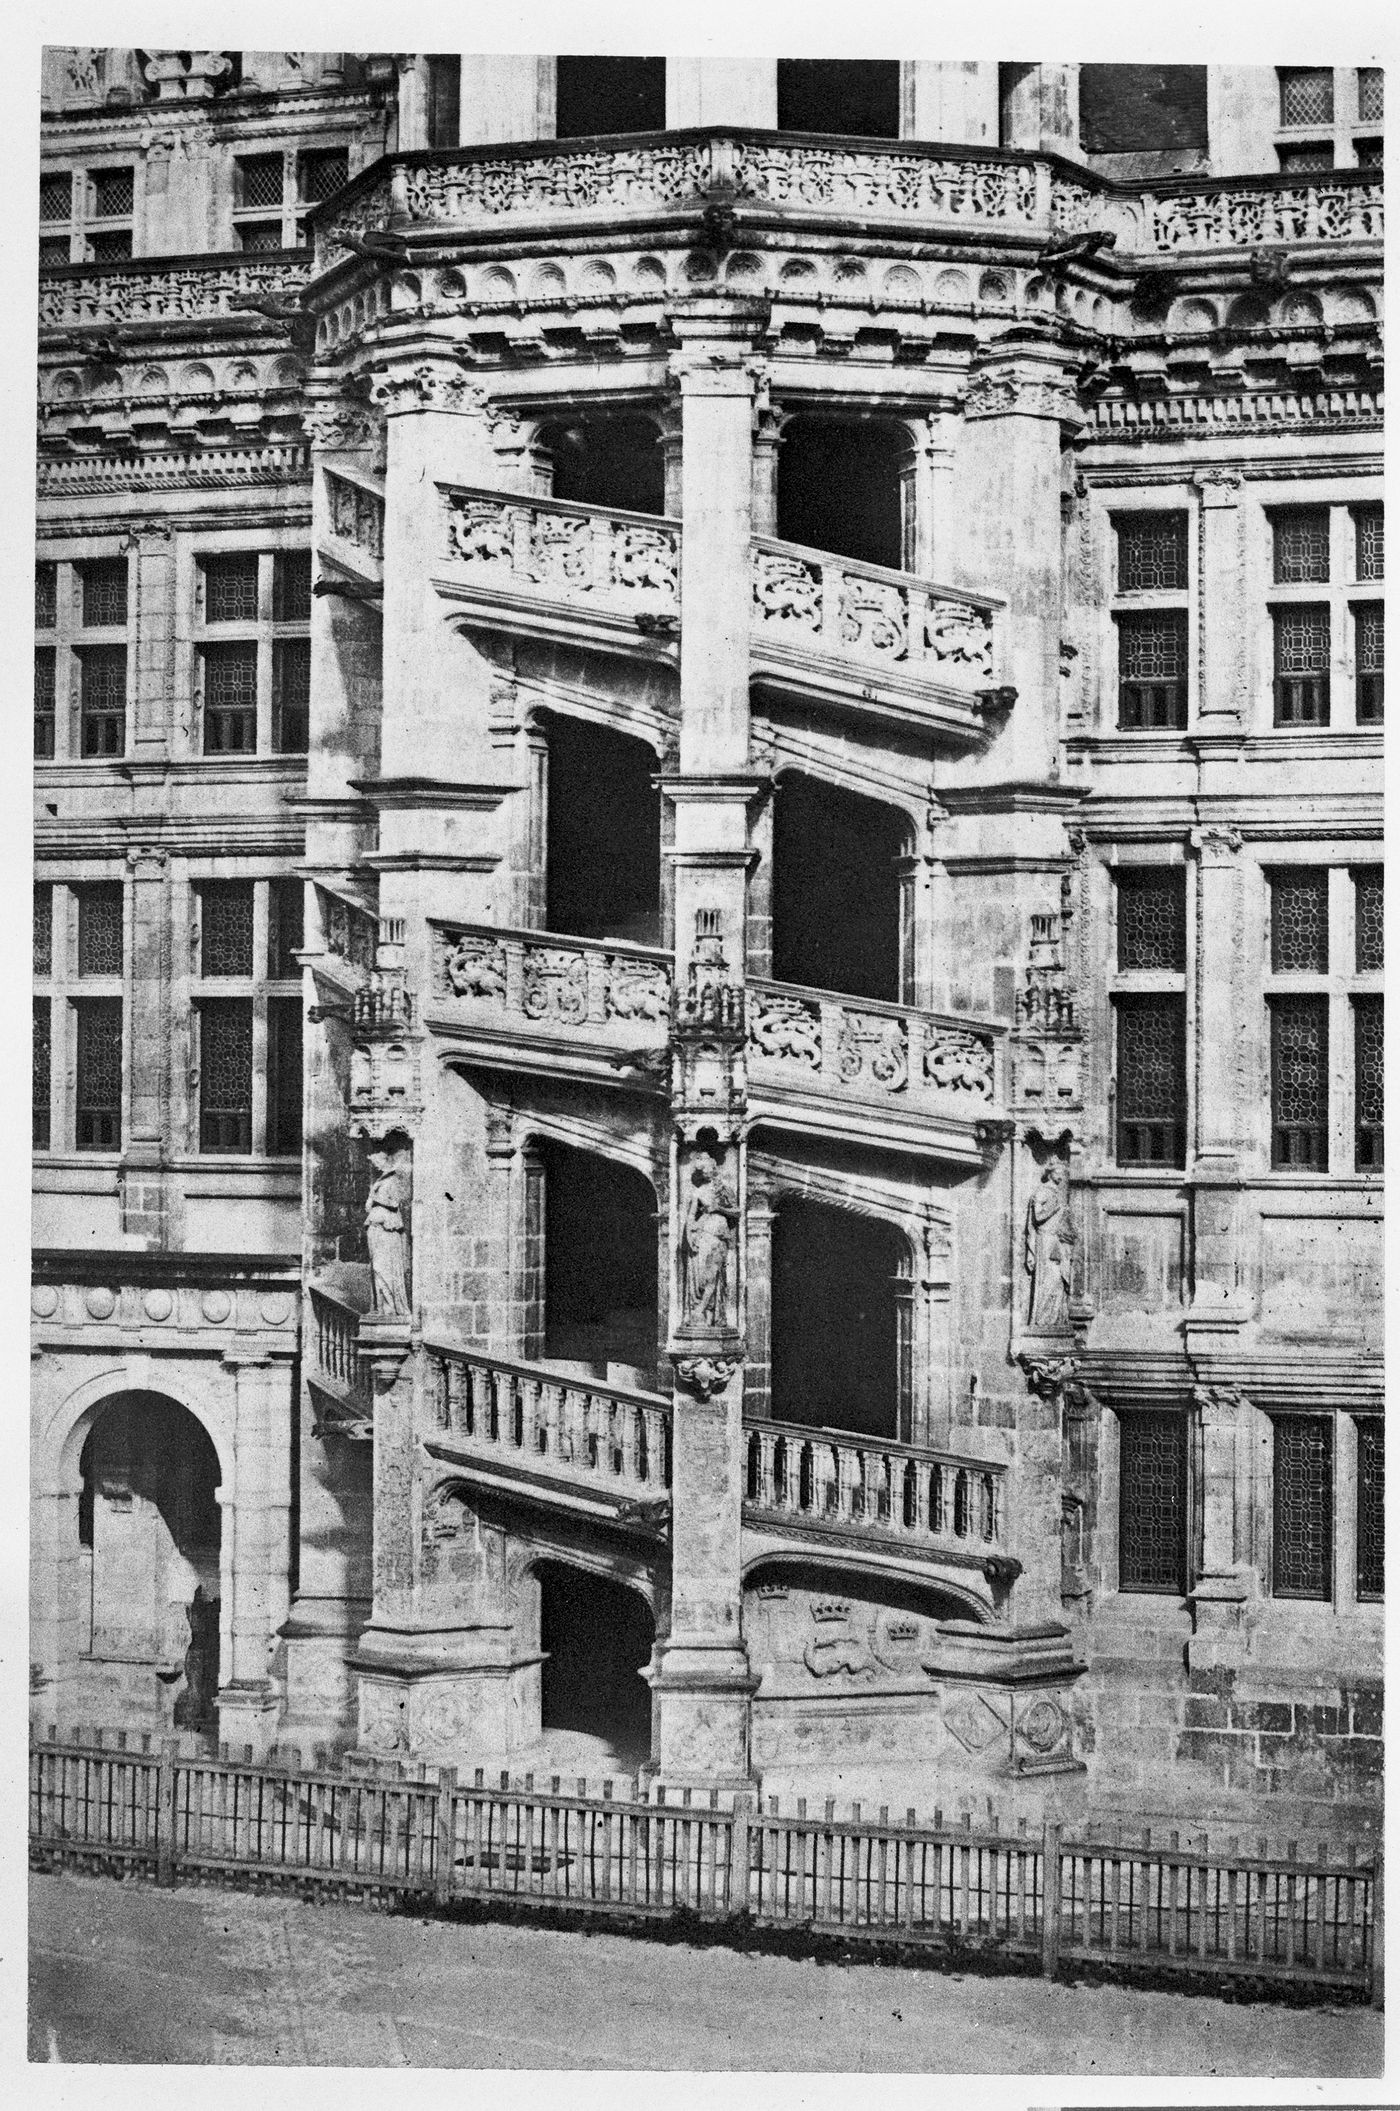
top-left (747, 980), bottom-right (999, 1115)
top-left (40, 257), bottom-right (311, 330)
top-left (1145, 181), bottom-right (1381, 252)
top-left (35, 445), bottom-right (311, 494)
top-left (1088, 386), bottom-right (1384, 439)
top-left (324, 470), bottom-right (385, 560)
top-left (751, 537), bottom-right (997, 687)
top-left (441, 486), bottom-right (681, 615)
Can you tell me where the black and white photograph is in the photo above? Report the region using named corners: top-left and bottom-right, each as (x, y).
top-left (13, 5), bottom-right (1392, 2091)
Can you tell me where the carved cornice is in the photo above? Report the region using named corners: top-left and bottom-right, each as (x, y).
top-left (36, 444), bottom-right (311, 494)
top-left (1088, 383), bottom-right (1384, 440)
top-left (40, 256), bottom-right (313, 333)
top-left (368, 363), bottom-right (485, 416)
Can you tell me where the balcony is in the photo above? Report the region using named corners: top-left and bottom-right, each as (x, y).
top-left (743, 1413), bottom-right (1015, 1601)
top-left (747, 979), bottom-right (1004, 1163)
top-left (427, 920), bottom-right (672, 1090)
top-left (422, 1342), bottom-right (672, 1529)
top-left (319, 466), bottom-right (385, 593)
top-left (307, 1278), bottom-right (373, 1440)
top-left (39, 250), bottom-right (313, 333)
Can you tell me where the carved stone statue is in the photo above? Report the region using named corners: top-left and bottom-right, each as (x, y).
top-left (366, 1136), bottom-right (412, 1318)
top-left (1024, 1159), bottom-right (1072, 1333)
top-left (678, 1144), bottom-right (739, 1333)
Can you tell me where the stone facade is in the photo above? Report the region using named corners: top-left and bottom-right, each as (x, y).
top-left (34, 54), bottom-right (1382, 1844)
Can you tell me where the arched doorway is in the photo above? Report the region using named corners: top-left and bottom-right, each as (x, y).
top-left (536, 1561), bottom-right (655, 1769)
top-left (75, 1393), bottom-right (222, 1732)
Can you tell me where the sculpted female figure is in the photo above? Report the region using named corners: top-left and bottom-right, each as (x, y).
top-left (678, 1145), bottom-right (740, 1333)
top-left (366, 1137), bottom-right (412, 1318)
top-left (1024, 1158), bottom-right (1071, 1333)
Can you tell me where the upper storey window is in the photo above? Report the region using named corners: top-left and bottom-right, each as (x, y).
top-left (39, 165), bottom-right (135, 263)
top-left (1279, 67), bottom-right (1335, 128)
top-left (776, 60), bottom-right (902, 138)
top-left (233, 146), bottom-right (350, 251)
top-left (554, 57), bottom-right (666, 138)
top-left (1112, 510), bottom-right (1190, 732)
top-left (1276, 66), bottom-right (1382, 170)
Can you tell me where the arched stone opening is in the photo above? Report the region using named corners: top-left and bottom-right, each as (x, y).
top-left (775, 414), bottom-right (910, 569)
top-left (532, 1137), bottom-right (660, 1382)
top-left (74, 1392), bottom-right (223, 1731)
top-left (770, 771), bottom-right (908, 1002)
top-left (535, 1559), bottom-right (656, 1768)
top-left (537, 412), bottom-right (666, 518)
top-left (770, 1198), bottom-right (910, 1440)
top-left (544, 712), bottom-right (662, 948)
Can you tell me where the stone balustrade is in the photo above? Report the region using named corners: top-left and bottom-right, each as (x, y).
top-left (307, 1284), bottom-right (373, 1438)
top-left (751, 536), bottom-right (999, 696)
top-left (313, 137), bottom-right (1380, 271)
top-left (748, 978), bottom-right (1001, 1110)
top-left (324, 469), bottom-right (384, 561)
top-left (424, 1343), bottom-right (672, 1505)
top-left (438, 485), bottom-right (680, 634)
top-left (744, 1414), bottom-right (1007, 1565)
top-left (431, 919), bottom-right (672, 1040)
top-left (39, 253), bottom-right (311, 330)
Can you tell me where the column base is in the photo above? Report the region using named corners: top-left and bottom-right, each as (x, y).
top-left (352, 1632), bottom-right (541, 1763)
top-left (1185, 1573), bottom-right (1257, 1671)
top-left (216, 1681), bottom-right (283, 1757)
top-left (650, 1640), bottom-right (758, 1783)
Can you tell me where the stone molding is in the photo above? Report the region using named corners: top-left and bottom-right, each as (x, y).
top-left (40, 256), bottom-right (313, 330)
top-left (36, 445), bottom-right (311, 494)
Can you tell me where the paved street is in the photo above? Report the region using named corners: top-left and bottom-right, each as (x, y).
top-left (29, 1869), bottom-right (1382, 2073)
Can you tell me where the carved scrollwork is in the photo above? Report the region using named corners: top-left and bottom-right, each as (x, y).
top-left (748, 992), bottom-right (822, 1067)
top-left (752, 550), bottom-right (822, 630)
top-left (924, 1029), bottom-right (994, 1098)
top-left (836, 1010), bottom-right (908, 1092)
top-left (838, 575), bottom-right (908, 658)
top-left (521, 945), bottom-right (588, 1023)
top-left (604, 959), bottom-right (670, 1022)
top-left (926, 602), bottom-right (993, 677)
top-left (439, 935), bottom-right (507, 1004)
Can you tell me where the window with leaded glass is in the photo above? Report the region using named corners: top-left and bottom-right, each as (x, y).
top-left (1269, 869), bottom-right (1329, 973)
top-left (33, 999), bottom-right (51, 1151)
top-left (1357, 1419), bottom-right (1384, 1602)
top-left (238, 223), bottom-right (285, 253)
top-left (40, 172), bottom-right (72, 224)
top-left (267, 879), bottom-right (304, 980)
top-left (273, 551), bottom-right (312, 623)
top-left (199, 999), bottom-right (253, 1152)
top-left (1278, 67), bottom-right (1335, 127)
top-left (1114, 993), bottom-right (1186, 1167)
top-left (79, 646), bottom-right (127, 755)
top-left (1355, 505), bottom-right (1383, 583)
top-left (1272, 606), bottom-right (1330, 725)
top-left (1272, 509), bottom-right (1330, 584)
top-left (202, 644), bottom-right (258, 753)
top-left (1355, 867), bottom-right (1382, 972)
top-left (80, 558), bottom-right (128, 628)
top-left (1355, 603), bottom-right (1383, 723)
top-left (272, 638), bottom-right (310, 753)
top-left (1354, 996), bottom-right (1383, 1171)
top-left (88, 229), bottom-right (132, 262)
top-left (1355, 137), bottom-right (1384, 167)
top-left (1357, 67), bottom-right (1383, 124)
top-left (1272, 1415), bottom-right (1333, 1599)
top-left (1116, 610), bottom-right (1188, 730)
top-left (236, 155), bottom-right (284, 210)
top-left (35, 650), bottom-right (56, 760)
top-left (1116, 513), bottom-right (1188, 593)
top-left (198, 882), bottom-right (254, 977)
top-left (1116, 868), bottom-right (1186, 972)
top-left (90, 167), bottom-right (134, 219)
top-left (1118, 1411), bottom-right (1186, 1593)
top-left (1277, 141), bottom-right (1335, 173)
top-left (202, 553), bottom-right (260, 624)
top-left (1269, 994), bottom-right (1328, 1169)
top-left (35, 562), bottom-right (57, 630)
top-left (268, 996), bottom-right (304, 1155)
top-left (77, 885), bottom-right (124, 977)
top-left (299, 148), bottom-right (348, 203)
top-left (75, 997), bottom-right (122, 1149)
top-left (34, 887), bottom-right (52, 978)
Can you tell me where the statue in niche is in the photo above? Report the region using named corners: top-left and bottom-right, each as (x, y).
top-left (366, 1133), bottom-right (412, 1318)
top-left (1024, 1157), bottom-right (1072, 1333)
top-left (678, 1143), bottom-right (740, 1333)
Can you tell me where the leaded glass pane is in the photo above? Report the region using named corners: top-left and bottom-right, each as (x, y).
top-left (35, 562), bottom-right (56, 629)
top-left (1355, 506), bottom-right (1383, 582)
top-left (1273, 509), bottom-right (1330, 584)
top-left (1270, 995), bottom-right (1328, 1169)
top-left (199, 1000), bottom-right (253, 1153)
top-left (33, 887), bottom-right (52, 977)
top-left (1118, 1412), bottom-right (1186, 1593)
top-left (267, 879), bottom-right (304, 980)
top-left (1117, 610), bottom-right (1188, 730)
top-left (78, 885), bottom-right (123, 977)
top-left (299, 148), bottom-right (348, 203)
top-left (39, 235), bottom-right (70, 267)
top-left (1357, 67), bottom-right (1384, 123)
top-left (1269, 869), bottom-right (1329, 973)
top-left (1354, 996), bottom-right (1383, 1170)
top-left (33, 998), bottom-right (51, 1150)
top-left (1279, 67), bottom-right (1334, 126)
top-left (1355, 868), bottom-right (1382, 972)
top-left (272, 638), bottom-right (310, 753)
top-left (1273, 607), bottom-right (1330, 726)
top-left (1357, 1420), bottom-right (1384, 1601)
top-left (1356, 603), bottom-right (1384, 723)
top-left (88, 231), bottom-right (132, 262)
top-left (1117, 869), bottom-right (1186, 972)
top-left (79, 646), bottom-right (127, 754)
top-left (1115, 993), bottom-right (1186, 1166)
top-left (202, 644), bottom-right (258, 754)
top-left (268, 996), bottom-right (303, 1155)
top-left (1355, 137), bottom-right (1384, 167)
top-left (1272, 1415), bottom-right (1333, 1599)
top-left (203, 553), bottom-right (260, 623)
top-left (199, 882), bottom-right (254, 977)
top-left (272, 550), bottom-right (312, 624)
top-left (76, 997), bottom-right (122, 1149)
top-left (1277, 142), bottom-right (1335, 173)
top-left (35, 649), bottom-right (55, 760)
top-left (90, 167), bottom-right (134, 218)
top-left (237, 224), bottom-right (284, 254)
top-left (238, 155), bottom-right (284, 210)
top-left (81, 558), bottom-right (128, 628)
top-left (1116, 513), bottom-right (1188, 593)
top-left (39, 172), bottom-right (72, 223)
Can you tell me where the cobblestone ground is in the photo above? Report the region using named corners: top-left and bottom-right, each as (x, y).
top-left (29, 1869), bottom-right (1383, 2073)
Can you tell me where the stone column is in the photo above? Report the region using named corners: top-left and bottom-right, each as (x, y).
top-left (458, 55), bottom-right (548, 144)
top-left (396, 55), bottom-right (432, 151)
top-left (1188, 826), bottom-right (1247, 1316)
top-left (666, 58), bottom-right (777, 129)
top-left (1195, 470), bottom-right (1245, 726)
top-left (742, 1180), bottom-right (776, 1422)
top-left (217, 1350), bottom-right (296, 1755)
top-left (1187, 1383), bottom-right (1254, 1668)
top-left (122, 845), bottom-right (170, 1244)
top-left (750, 401), bottom-right (787, 541)
top-left (998, 64), bottom-right (1081, 158)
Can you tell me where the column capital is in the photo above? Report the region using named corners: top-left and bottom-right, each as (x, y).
top-left (964, 346), bottom-right (1083, 426)
top-left (369, 359), bottom-right (488, 419)
top-left (1190, 823), bottom-right (1244, 860)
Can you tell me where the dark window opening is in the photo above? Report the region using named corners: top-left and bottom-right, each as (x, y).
top-left (34, 887), bottom-right (53, 978)
top-left (1278, 67), bottom-right (1334, 128)
top-left (268, 878), bottom-right (304, 980)
top-left (202, 643), bottom-right (258, 754)
top-left (771, 773), bottom-right (904, 1004)
top-left (298, 148), bottom-right (349, 203)
top-left (40, 173), bottom-right (72, 223)
top-left (79, 648), bottom-right (127, 756)
top-left (771, 1198), bottom-right (905, 1442)
top-left (33, 999), bottom-right (51, 1151)
top-left (77, 885), bottom-right (123, 977)
top-left (1114, 993), bottom-right (1186, 1168)
top-left (1116, 512), bottom-right (1188, 593)
top-left (776, 59), bottom-right (901, 139)
top-left (203, 552), bottom-right (260, 623)
top-left (1079, 66), bottom-right (1208, 153)
top-left (1355, 137), bottom-right (1384, 168)
top-left (268, 996), bottom-right (303, 1157)
top-left (538, 1139), bottom-right (658, 1377)
top-left (776, 417), bottom-right (907, 572)
top-left (1273, 508), bottom-right (1330, 584)
top-left (198, 882), bottom-right (254, 977)
top-left (1277, 141), bottom-right (1335, 173)
top-left (538, 1562), bottom-right (654, 1766)
top-left (555, 57), bottom-right (666, 138)
top-left (1354, 995), bottom-right (1383, 1171)
top-left (35, 562), bottom-right (57, 629)
top-left (272, 638), bottom-right (310, 753)
top-left (1355, 867), bottom-right (1383, 973)
top-left (545, 715), bottom-right (660, 947)
top-left (90, 167), bottom-right (134, 218)
top-left (76, 998), bottom-right (122, 1150)
top-left (199, 999), bottom-right (253, 1153)
top-left (237, 154), bottom-right (284, 210)
top-left (1356, 603), bottom-right (1383, 723)
top-left (1116, 868), bottom-right (1186, 973)
top-left (81, 558), bottom-right (128, 628)
top-left (1269, 868), bottom-right (1329, 974)
top-left (35, 649), bottom-right (56, 760)
top-left (88, 230), bottom-right (133, 261)
top-left (1116, 610), bottom-right (1188, 730)
top-left (539, 416), bottom-right (664, 518)
top-left (1357, 68), bottom-right (1384, 124)
top-left (1118, 1410), bottom-right (1187, 1593)
top-left (1355, 505), bottom-right (1383, 583)
top-left (1270, 994), bottom-right (1329, 1170)
top-left (238, 223), bottom-right (284, 254)
top-left (1272, 1415), bottom-right (1333, 1599)
top-left (1357, 1419), bottom-right (1384, 1601)
top-left (426, 55), bottom-right (462, 148)
top-left (272, 550), bottom-right (312, 623)
top-left (1273, 605), bottom-right (1330, 726)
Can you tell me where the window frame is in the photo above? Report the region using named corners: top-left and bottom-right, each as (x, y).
top-left (1106, 498), bottom-right (1195, 734)
top-left (36, 549), bottom-right (134, 763)
top-left (1261, 862), bottom-right (1379, 1176)
top-left (1259, 495), bottom-right (1382, 734)
top-left (37, 160), bottom-right (138, 263)
top-left (1274, 65), bottom-right (1382, 169)
top-left (188, 875), bottom-right (305, 1159)
top-left (190, 543), bottom-right (312, 759)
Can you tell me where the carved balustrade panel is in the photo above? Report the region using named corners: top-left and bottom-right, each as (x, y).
top-left (40, 257), bottom-right (312, 330)
top-left (441, 487), bottom-right (680, 621)
top-left (1143, 179), bottom-right (1382, 252)
top-left (432, 921), bottom-right (671, 1043)
top-left (425, 1343), bottom-right (672, 1499)
top-left (751, 537), bottom-right (997, 692)
top-left (747, 979), bottom-right (1000, 1115)
top-left (744, 1413), bottom-right (1007, 1564)
top-left (325, 470), bottom-right (384, 560)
